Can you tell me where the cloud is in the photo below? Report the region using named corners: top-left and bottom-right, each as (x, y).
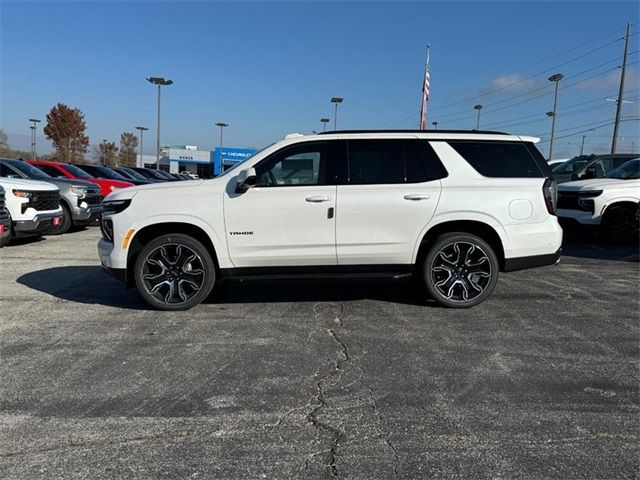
top-left (577, 67), bottom-right (639, 92)
top-left (483, 73), bottom-right (542, 95)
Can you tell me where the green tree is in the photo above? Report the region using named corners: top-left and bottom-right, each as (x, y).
top-left (43, 103), bottom-right (90, 163)
top-left (118, 132), bottom-right (138, 167)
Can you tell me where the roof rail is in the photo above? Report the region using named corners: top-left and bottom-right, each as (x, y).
top-left (318, 129), bottom-right (509, 135)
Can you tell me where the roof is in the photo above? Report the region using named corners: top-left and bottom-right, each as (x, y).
top-left (318, 129), bottom-right (509, 135)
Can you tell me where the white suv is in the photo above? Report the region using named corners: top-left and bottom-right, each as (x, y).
top-left (98, 130), bottom-right (562, 310)
top-left (557, 158), bottom-right (639, 242)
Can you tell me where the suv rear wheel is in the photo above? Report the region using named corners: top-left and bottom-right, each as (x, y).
top-left (134, 233), bottom-right (216, 310)
top-left (422, 232), bottom-right (499, 308)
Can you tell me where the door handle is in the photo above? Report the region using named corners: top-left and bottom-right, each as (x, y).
top-left (305, 196), bottom-right (333, 203)
top-left (403, 194), bottom-right (431, 201)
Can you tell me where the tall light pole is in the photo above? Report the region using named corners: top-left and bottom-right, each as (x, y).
top-left (28, 118), bottom-right (40, 161)
top-left (330, 97), bottom-right (343, 130)
top-left (320, 118), bottom-right (330, 132)
top-left (580, 135), bottom-right (586, 155)
top-left (612, 23), bottom-right (631, 154)
top-left (547, 73), bottom-right (564, 160)
top-left (473, 104), bottom-right (483, 130)
top-left (135, 126), bottom-right (148, 167)
top-left (146, 77), bottom-right (173, 170)
top-left (432, 121), bottom-right (438, 130)
top-left (215, 122), bottom-right (228, 172)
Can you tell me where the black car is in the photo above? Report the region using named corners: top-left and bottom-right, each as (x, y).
top-left (113, 167), bottom-right (164, 183)
top-left (74, 164), bottom-right (152, 186)
top-left (130, 167), bottom-right (175, 181)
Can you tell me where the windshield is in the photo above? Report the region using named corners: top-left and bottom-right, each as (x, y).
top-left (6, 159), bottom-right (52, 179)
top-left (552, 156), bottom-right (591, 174)
top-left (120, 168), bottom-right (147, 180)
top-left (605, 159), bottom-right (639, 179)
top-left (97, 166), bottom-right (129, 181)
top-left (62, 163), bottom-right (94, 179)
top-left (216, 143), bottom-right (274, 178)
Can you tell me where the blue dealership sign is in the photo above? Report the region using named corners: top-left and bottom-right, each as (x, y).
top-left (212, 147), bottom-right (256, 175)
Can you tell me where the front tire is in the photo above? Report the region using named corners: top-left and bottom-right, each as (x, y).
top-left (422, 232), bottom-right (499, 308)
top-left (602, 205), bottom-right (637, 243)
top-left (134, 233), bottom-right (216, 311)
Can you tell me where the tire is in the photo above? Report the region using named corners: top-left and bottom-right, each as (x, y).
top-left (422, 232), bottom-right (499, 308)
top-left (48, 204), bottom-right (72, 235)
top-left (134, 233), bottom-right (216, 311)
top-left (602, 205), bottom-right (637, 244)
top-left (0, 213), bottom-right (14, 247)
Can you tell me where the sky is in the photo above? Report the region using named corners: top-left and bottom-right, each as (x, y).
top-left (1, 0), bottom-right (639, 159)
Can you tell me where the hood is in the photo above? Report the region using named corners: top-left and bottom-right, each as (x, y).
top-left (39, 177), bottom-right (100, 191)
top-left (558, 178), bottom-right (637, 192)
top-left (0, 177), bottom-right (59, 191)
top-left (104, 178), bottom-right (206, 202)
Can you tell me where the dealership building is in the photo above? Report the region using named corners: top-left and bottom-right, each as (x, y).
top-left (137, 145), bottom-right (256, 178)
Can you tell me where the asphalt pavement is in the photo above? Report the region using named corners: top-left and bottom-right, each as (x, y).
top-left (0, 227), bottom-right (638, 479)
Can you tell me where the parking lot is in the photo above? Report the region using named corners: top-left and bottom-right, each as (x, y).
top-left (0, 226), bottom-right (638, 479)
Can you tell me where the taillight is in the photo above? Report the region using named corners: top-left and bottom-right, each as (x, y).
top-left (543, 178), bottom-right (557, 215)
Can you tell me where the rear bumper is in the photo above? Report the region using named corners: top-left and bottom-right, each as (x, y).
top-left (504, 248), bottom-right (562, 272)
top-left (14, 211), bottom-right (63, 236)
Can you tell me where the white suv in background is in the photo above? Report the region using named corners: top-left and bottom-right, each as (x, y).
top-left (98, 130), bottom-right (562, 310)
top-left (557, 158), bottom-right (639, 242)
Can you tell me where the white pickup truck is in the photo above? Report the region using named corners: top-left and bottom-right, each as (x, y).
top-left (557, 158), bottom-right (639, 242)
top-left (0, 177), bottom-right (63, 245)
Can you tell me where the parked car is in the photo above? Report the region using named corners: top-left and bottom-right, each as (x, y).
top-left (98, 129), bottom-right (562, 311)
top-left (0, 176), bottom-right (62, 244)
top-left (28, 160), bottom-right (134, 197)
top-left (548, 158), bottom-right (569, 169)
top-left (557, 158), bottom-right (640, 242)
top-left (0, 158), bottom-right (102, 234)
top-left (128, 167), bottom-right (172, 182)
top-left (74, 164), bottom-right (153, 186)
top-left (113, 167), bottom-right (164, 184)
top-left (0, 185), bottom-right (11, 247)
top-left (552, 153), bottom-right (637, 183)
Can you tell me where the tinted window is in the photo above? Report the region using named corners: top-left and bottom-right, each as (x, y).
top-left (61, 164), bottom-right (93, 179)
top-left (348, 140), bottom-right (404, 184)
top-left (406, 140), bottom-right (448, 181)
top-left (255, 142), bottom-right (327, 187)
top-left (6, 160), bottom-right (52, 179)
top-left (449, 141), bottom-right (545, 178)
top-left (35, 164), bottom-right (66, 178)
top-left (0, 163), bottom-right (18, 177)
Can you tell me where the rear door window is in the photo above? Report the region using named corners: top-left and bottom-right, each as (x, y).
top-left (448, 141), bottom-right (547, 178)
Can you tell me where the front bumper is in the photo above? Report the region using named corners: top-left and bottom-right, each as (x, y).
top-left (98, 237), bottom-right (128, 284)
top-left (14, 211), bottom-right (63, 237)
top-left (0, 213), bottom-right (11, 242)
top-left (72, 204), bottom-right (103, 224)
top-left (557, 208), bottom-right (601, 225)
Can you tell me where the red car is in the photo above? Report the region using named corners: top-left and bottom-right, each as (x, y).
top-left (29, 160), bottom-right (134, 197)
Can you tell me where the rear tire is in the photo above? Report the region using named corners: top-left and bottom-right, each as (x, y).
top-left (134, 233), bottom-right (216, 311)
top-left (422, 232), bottom-right (499, 308)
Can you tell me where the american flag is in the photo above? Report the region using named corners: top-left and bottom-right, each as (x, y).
top-left (419, 45), bottom-right (431, 130)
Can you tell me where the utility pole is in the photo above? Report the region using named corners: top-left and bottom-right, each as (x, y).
top-left (28, 118), bottom-right (40, 161)
top-left (473, 105), bottom-right (483, 130)
top-left (580, 135), bottom-right (586, 155)
top-left (611, 22), bottom-right (631, 154)
top-left (547, 73), bottom-right (564, 160)
top-left (135, 126), bottom-right (148, 167)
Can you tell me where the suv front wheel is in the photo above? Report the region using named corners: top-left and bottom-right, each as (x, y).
top-left (134, 233), bottom-right (216, 310)
top-left (422, 232), bottom-right (499, 308)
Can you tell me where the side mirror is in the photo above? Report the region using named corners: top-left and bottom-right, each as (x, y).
top-left (235, 167), bottom-right (257, 193)
top-left (582, 166), bottom-right (597, 179)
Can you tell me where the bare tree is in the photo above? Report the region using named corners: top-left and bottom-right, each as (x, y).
top-left (92, 140), bottom-right (119, 167)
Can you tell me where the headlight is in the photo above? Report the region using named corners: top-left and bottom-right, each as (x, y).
top-left (70, 185), bottom-right (88, 198)
top-left (12, 189), bottom-right (32, 198)
top-left (110, 185), bottom-right (121, 192)
top-left (578, 190), bottom-right (602, 211)
top-left (102, 199), bottom-right (131, 215)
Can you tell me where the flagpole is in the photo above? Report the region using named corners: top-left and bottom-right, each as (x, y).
top-left (419, 44), bottom-right (431, 130)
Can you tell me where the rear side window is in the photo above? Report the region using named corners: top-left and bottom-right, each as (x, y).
top-left (345, 139), bottom-right (447, 185)
top-left (449, 141), bottom-right (547, 178)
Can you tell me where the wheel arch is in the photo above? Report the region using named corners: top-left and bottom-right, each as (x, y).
top-left (415, 219), bottom-right (506, 271)
top-left (126, 222), bottom-right (220, 288)
top-left (602, 200), bottom-right (638, 216)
